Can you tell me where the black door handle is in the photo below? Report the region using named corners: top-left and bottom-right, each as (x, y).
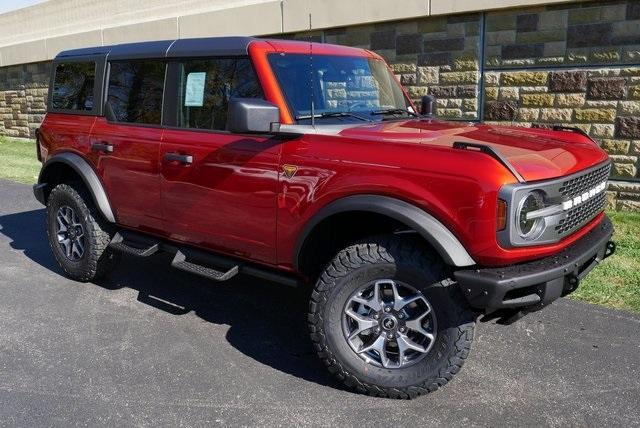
top-left (164, 152), bottom-right (193, 165)
top-left (91, 142), bottom-right (113, 153)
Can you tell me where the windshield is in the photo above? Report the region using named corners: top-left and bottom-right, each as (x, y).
top-left (268, 53), bottom-right (413, 123)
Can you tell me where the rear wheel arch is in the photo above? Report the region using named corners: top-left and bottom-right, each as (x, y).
top-left (294, 195), bottom-right (476, 278)
top-left (38, 152), bottom-right (115, 223)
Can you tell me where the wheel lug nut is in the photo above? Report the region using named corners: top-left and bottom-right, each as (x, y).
top-left (374, 314), bottom-right (379, 320)
top-left (384, 307), bottom-right (391, 312)
top-left (399, 327), bottom-right (406, 333)
top-left (387, 333), bottom-right (394, 339)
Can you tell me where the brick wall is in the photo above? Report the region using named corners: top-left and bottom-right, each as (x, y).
top-left (0, 62), bottom-right (49, 139)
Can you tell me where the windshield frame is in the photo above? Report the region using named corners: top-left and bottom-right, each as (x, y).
top-left (267, 53), bottom-right (415, 124)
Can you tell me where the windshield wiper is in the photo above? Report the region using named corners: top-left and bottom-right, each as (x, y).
top-left (370, 108), bottom-right (418, 118)
top-left (295, 112), bottom-right (372, 122)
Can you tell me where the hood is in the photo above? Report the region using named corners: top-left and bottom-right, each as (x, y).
top-left (331, 120), bottom-right (609, 182)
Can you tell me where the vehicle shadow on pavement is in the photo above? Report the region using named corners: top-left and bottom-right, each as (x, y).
top-left (0, 208), bottom-right (346, 392)
top-left (0, 208), bottom-right (64, 274)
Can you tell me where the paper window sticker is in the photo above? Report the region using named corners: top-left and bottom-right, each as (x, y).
top-left (185, 72), bottom-right (206, 107)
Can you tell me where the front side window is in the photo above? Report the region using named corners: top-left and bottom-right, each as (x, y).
top-left (51, 62), bottom-right (95, 111)
top-left (107, 60), bottom-right (165, 125)
top-left (177, 58), bottom-right (264, 130)
top-left (268, 54), bottom-right (411, 123)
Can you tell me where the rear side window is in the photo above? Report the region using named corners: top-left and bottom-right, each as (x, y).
top-left (51, 62), bottom-right (96, 111)
top-left (107, 60), bottom-right (165, 125)
top-left (177, 58), bottom-right (263, 130)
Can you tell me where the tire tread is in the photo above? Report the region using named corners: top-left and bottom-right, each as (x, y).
top-left (46, 182), bottom-right (118, 282)
top-left (308, 235), bottom-right (475, 399)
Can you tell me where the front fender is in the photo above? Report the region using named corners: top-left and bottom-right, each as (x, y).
top-left (294, 195), bottom-right (476, 268)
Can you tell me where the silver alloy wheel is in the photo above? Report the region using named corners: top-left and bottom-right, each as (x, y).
top-left (55, 205), bottom-right (85, 261)
top-left (342, 279), bottom-right (437, 369)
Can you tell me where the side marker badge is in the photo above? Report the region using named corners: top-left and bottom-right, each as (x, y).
top-left (283, 164), bottom-right (298, 179)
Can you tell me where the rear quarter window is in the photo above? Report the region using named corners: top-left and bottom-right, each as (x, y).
top-left (51, 62), bottom-right (96, 111)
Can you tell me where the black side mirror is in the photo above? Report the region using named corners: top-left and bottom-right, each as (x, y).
top-left (227, 98), bottom-right (281, 134)
top-left (420, 95), bottom-right (435, 117)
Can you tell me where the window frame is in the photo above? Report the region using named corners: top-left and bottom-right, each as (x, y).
top-left (104, 58), bottom-right (168, 128)
top-left (162, 55), bottom-right (265, 135)
top-left (47, 55), bottom-right (106, 116)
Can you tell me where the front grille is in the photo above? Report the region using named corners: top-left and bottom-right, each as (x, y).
top-left (558, 163), bottom-right (611, 199)
top-left (554, 162), bottom-right (611, 237)
top-left (555, 192), bottom-right (606, 235)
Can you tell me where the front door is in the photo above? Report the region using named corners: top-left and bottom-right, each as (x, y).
top-left (160, 57), bottom-right (280, 265)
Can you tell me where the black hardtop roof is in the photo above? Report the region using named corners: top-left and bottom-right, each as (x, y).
top-left (55, 36), bottom-right (258, 61)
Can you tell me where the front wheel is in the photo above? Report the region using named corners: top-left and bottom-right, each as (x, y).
top-left (308, 236), bottom-right (476, 399)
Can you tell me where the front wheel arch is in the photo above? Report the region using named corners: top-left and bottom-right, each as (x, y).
top-left (294, 195), bottom-right (476, 275)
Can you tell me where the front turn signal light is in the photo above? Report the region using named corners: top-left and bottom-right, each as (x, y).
top-left (497, 199), bottom-right (507, 231)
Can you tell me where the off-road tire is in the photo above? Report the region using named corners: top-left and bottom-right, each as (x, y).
top-left (308, 235), bottom-right (476, 399)
top-left (46, 182), bottom-right (119, 282)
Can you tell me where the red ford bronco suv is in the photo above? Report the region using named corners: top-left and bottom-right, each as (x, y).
top-left (34, 37), bottom-right (615, 398)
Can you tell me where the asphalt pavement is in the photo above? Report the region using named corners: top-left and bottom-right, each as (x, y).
top-left (0, 178), bottom-right (639, 427)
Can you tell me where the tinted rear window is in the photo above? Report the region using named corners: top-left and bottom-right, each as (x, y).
top-left (107, 60), bottom-right (165, 125)
top-left (51, 62), bottom-right (96, 111)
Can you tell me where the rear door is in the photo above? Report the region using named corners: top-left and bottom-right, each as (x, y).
top-left (90, 60), bottom-right (165, 234)
top-left (160, 57), bottom-right (280, 264)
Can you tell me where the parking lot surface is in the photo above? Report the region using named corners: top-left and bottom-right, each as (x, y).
top-left (1, 179), bottom-right (639, 427)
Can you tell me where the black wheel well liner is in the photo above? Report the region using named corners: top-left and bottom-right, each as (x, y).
top-left (38, 152), bottom-right (115, 222)
top-left (293, 195), bottom-right (475, 275)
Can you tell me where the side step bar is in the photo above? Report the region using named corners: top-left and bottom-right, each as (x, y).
top-left (171, 250), bottom-right (239, 282)
top-left (109, 232), bottom-right (159, 257)
top-left (107, 231), bottom-right (298, 287)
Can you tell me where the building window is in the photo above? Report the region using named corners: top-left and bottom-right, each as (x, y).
top-left (177, 58), bottom-right (263, 131)
top-left (107, 60), bottom-right (165, 124)
top-left (51, 62), bottom-right (96, 111)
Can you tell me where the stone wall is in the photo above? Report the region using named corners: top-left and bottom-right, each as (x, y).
top-left (608, 181), bottom-right (640, 211)
top-left (321, 13), bottom-right (482, 120)
top-left (484, 1), bottom-right (640, 68)
top-left (484, 67), bottom-right (640, 183)
top-left (0, 62), bottom-right (49, 139)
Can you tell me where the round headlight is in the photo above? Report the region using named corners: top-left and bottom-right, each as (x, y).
top-left (517, 191), bottom-right (545, 240)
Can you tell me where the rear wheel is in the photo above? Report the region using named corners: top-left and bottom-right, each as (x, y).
top-left (308, 236), bottom-right (476, 399)
top-left (46, 183), bottom-right (119, 282)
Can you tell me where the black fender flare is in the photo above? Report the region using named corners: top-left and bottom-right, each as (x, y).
top-left (294, 195), bottom-right (476, 268)
top-left (36, 152), bottom-right (116, 223)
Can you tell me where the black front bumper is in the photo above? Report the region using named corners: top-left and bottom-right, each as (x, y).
top-left (455, 216), bottom-right (615, 313)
